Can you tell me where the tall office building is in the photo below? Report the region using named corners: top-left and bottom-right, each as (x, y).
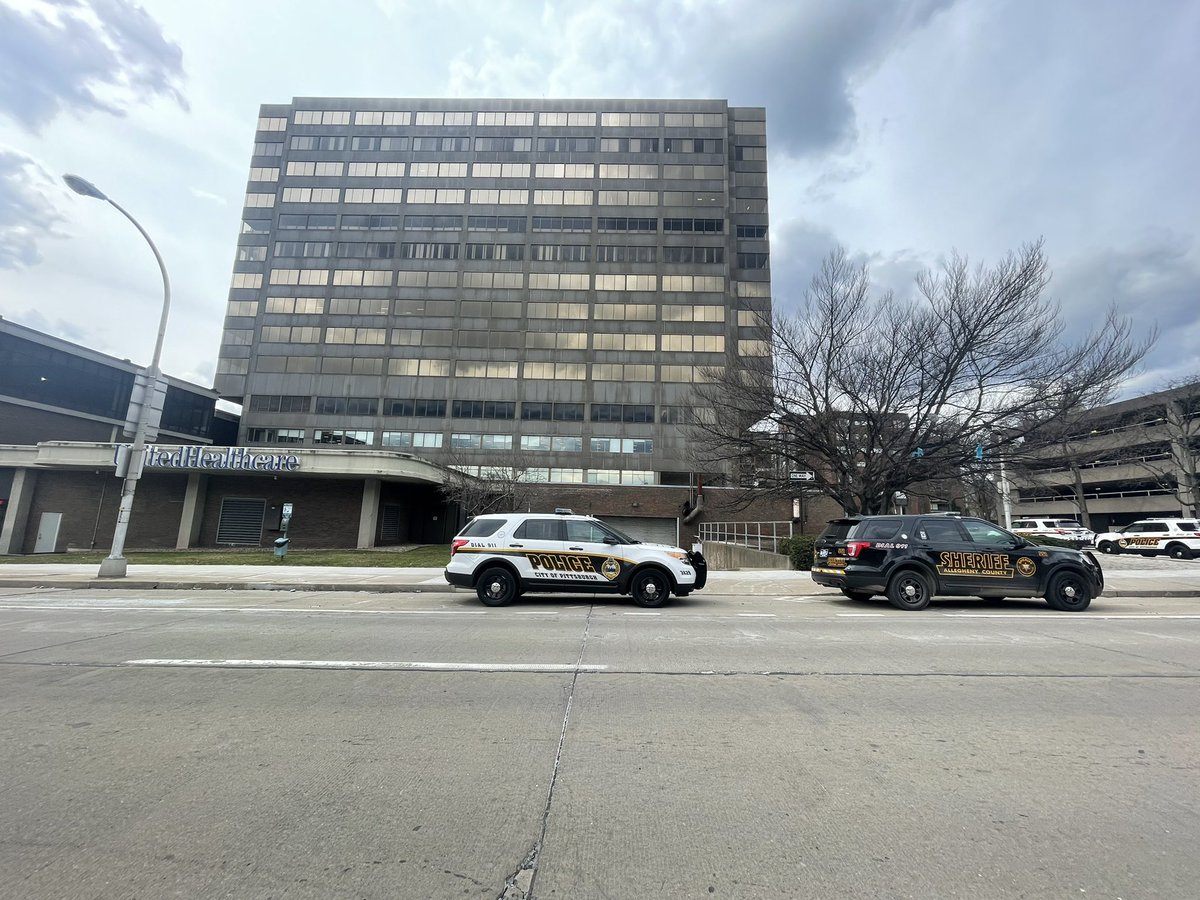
top-left (215, 98), bottom-right (771, 530)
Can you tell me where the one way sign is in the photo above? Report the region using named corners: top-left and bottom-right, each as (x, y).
top-left (789, 471), bottom-right (816, 481)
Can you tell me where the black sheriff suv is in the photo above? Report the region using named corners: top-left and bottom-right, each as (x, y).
top-left (811, 514), bottom-right (1105, 611)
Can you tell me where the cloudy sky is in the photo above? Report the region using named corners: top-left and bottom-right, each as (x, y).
top-left (1, 0), bottom-right (1196, 397)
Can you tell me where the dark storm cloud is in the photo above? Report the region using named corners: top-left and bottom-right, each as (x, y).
top-left (1052, 233), bottom-right (1200, 386)
top-left (451, 0), bottom-right (958, 158)
top-left (0, 147), bottom-right (64, 268)
top-left (0, 0), bottom-right (187, 133)
top-left (681, 0), bottom-right (958, 156)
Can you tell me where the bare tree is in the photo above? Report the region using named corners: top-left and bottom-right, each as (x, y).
top-left (691, 241), bottom-right (1156, 515)
top-left (436, 451), bottom-right (547, 523)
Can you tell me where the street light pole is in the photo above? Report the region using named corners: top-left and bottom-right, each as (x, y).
top-left (63, 174), bottom-right (172, 578)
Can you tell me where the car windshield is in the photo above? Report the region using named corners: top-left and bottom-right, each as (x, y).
top-left (1051, 520), bottom-right (1083, 529)
top-left (594, 519), bottom-right (640, 544)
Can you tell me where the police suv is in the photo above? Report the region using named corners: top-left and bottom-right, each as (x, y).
top-left (1092, 518), bottom-right (1200, 559)
top-left (445, 509), bottom-right (707, 607)
top-left (811, 514), bottom-right (1104, 611)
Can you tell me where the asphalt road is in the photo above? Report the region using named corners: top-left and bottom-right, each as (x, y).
top-left (1, 586), bottom-right (1197, 900)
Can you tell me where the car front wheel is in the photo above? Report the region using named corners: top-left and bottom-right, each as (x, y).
top-left (886, 570), bottom-right (933, 611)
top-left (630, 569), bottom-right (671, 608)
top-left (1044, 570), bottom-right (1092, 612)
top-left (1097, 541), bottom-right (1120, 555)
top-left (476, 566), bottom-right (519, 607)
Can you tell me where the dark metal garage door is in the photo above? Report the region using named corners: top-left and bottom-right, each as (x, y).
top-left (601, 515), bottom-right (679, 547)
top-left (216, 497), bottom-right (266, 546)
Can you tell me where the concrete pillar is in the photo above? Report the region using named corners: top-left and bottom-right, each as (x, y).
top-left (175, 473), bottom-right (208, 549)
top-left (0, 468), bottom-right (38, 555)
top-left (357, 477), bottom-right (381, 549)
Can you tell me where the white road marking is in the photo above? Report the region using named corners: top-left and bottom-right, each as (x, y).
top-left (624, 611), bottom-right (661, 616)
top-left (944, 614), bottom-right (1200, 620)
top-left (124, 659), bottom-right (607, 672)
top-left (737, 613), bottom-right (777, 617)
top-left (0, 604), bottom-right (485, 615)
top-left (838, 613), bottom-right (886, 617)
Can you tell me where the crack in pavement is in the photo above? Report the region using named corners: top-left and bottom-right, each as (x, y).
top-left (497, 604), bottom-right (594, 900)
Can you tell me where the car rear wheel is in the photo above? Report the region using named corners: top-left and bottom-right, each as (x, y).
top-left (476, 567), bottom-right (519, 607)
top-left (631, 569), bottom-right (671, 608)
top-left (1044, 570), bottom-right (1092, 612)
top-left (1097, 541), bottom-right (1120, 554)
top-left (1167, 543), bottom-right (1194, 561)
top-left (886, 570), bottom-right (932, 611)
top-left (840, 589), bottom-right (874, 601)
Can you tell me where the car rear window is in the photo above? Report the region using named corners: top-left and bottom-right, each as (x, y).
top-left (1178, 521), bottom-right (1198, 530)
top-left (850, 517), bottom-right (903, 540)
top-left (817, 519), bottom-right (859, 542)
top-left (459, 517), bottom-right (505, 538)
top-left (1051, 520), bottom-right (1082, 528)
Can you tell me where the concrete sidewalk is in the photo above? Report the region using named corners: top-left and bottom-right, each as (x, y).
top-left (1, 558), bottom-right (1199, 597)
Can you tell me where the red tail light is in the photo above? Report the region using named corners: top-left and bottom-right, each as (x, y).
top-left (451, 538), bottom-right (469, 555)
top-left (845, 540), bottom-right (872, 558)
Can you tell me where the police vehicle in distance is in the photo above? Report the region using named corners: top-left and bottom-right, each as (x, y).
top-left (445, 509), bottom-right (707, 607)
top-left (811, 513), bottom-right (1104, 611)
top-left (1092, 518), bottom-right (1200, 559)
top-left (1010, 517), bottom-right (1095, 548)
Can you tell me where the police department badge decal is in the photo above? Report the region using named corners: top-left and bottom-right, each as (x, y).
top-left (1016, 557), bottom-right (1037, 577)
top-left (601, 557), bottom-right (621, 581)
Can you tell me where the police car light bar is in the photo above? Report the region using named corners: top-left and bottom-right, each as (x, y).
top-left (554, 508), bottom-right (574, 515)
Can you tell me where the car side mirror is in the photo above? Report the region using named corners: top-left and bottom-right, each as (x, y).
top-left (603, 536), bottom-right (620, 545)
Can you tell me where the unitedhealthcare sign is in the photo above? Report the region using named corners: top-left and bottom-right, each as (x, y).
top-left (113, 444), bottom-right (301, 476)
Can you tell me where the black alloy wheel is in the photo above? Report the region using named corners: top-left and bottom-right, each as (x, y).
top-left (476, 567), bottom-right (519, 607)
top-left (1097, 541), bottom-right (1120, 555)
top-left (1168, 544), bottom-right (1194, 561)
top-left (885, 570), bottom-right (933, 611)
top-left (631, 569), bottom-right (671, 608)
top-left (1044, 570), bottom-right (1093, 612)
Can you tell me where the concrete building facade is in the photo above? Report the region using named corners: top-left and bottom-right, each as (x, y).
top-left (215, 97), bottom-right (773, 521)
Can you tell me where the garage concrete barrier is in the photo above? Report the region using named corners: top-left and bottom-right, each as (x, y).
top-left (700, 542), bottom-right (791, 571)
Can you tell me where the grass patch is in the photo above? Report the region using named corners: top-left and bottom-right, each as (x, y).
top-left (0, 545), bottom-right (451, 567)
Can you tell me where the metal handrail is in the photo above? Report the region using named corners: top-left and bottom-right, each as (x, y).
top-left (698, 520), bottom-right (794, 553)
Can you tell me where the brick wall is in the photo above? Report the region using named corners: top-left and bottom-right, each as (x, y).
top-left (23, 471), bottom-right (188, 552)
top-left (198, 476), bottom-right (365, 548)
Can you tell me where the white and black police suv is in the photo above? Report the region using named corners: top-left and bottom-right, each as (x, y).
top-left (444, 509), bottom-right (707, 607)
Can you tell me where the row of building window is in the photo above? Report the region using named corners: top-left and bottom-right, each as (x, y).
top-left (253, 137), bottom-right (741, 157)
top-left (272, 110), bottom-right (740, 129)
top-left (258, 241), bottom-right (735, 265)
top-left (264, 162), bottom-right (727, 180)
top-left (247, 214), bottom-right (749, 236)
top-left (246, 427), bottom-right (652, 454)
top-left (250, 188), bottom-right (730, 208)
top-left (221, 356), bottom-right (747, 381)
top-left (229, 298), bottom-right (760, 323)
top-left (247, 398), bottom-right (706, 424)
top-left (233, 270), bottom-right (732, 292)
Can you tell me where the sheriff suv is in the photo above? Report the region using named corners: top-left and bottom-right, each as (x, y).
top-left (445, 509), bottom-right (707, 607)
top-left (811, 514), bottom-right (1104, 612)
top-left (1092, 519), bottom-right (1200, 560)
